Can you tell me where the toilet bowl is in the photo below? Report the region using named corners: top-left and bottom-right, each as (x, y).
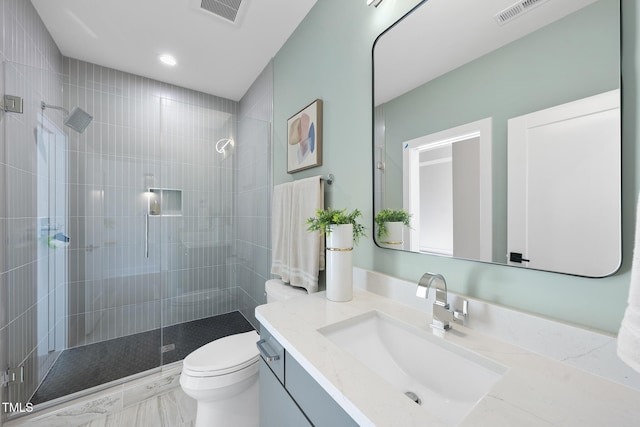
top-left (180, 330), bottom-right (260, 427)
top-left (179, 279), bottom-right (308, 426)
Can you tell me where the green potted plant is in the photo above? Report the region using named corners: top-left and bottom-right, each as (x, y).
top-left (306, 208), bottom-right (366, 302)
top-left (374, 209), bottom-right (411, 244)
top-left (306, 208), bottom-right (367, 245)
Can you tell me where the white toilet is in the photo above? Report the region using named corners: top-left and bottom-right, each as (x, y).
top-left (265, 278), bottom-right (308, 303)
top-left (179, 279), bottom-right (307, 427)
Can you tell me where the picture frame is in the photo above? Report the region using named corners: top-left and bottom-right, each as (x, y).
top-left (287, 99), bottom-right (323, 173)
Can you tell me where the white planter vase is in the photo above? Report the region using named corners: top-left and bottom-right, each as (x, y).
top-left (380, 221), bottom-right (404, 245)
top-left (325, 224), bottom-right (353, 302)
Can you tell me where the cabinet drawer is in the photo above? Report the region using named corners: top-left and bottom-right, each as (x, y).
top-left (258, 325), bottom-right (285, 384)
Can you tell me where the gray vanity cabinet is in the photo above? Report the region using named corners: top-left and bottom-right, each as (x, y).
top-left (259, 360), bottom-right (311, 427)
top-left (258, 325), bottom-right (358, 427)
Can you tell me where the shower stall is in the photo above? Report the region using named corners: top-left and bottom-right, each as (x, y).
top-left (0, 59), bottom-right (271, 416)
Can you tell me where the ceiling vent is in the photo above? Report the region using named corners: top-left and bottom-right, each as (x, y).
top-left (494, 0), bottom-right (550, 25)
top-left (197, 0), bottom-right (247, 24)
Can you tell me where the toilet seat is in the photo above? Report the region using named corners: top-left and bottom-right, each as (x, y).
top-left (182, 331), bottom-right (260, 378)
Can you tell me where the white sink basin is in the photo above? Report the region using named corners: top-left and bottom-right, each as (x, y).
top-left (318, 311), bottom-right (507, 425)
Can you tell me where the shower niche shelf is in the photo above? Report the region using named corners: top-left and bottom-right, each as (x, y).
top-left (148, 188), bottom-right (183, 216)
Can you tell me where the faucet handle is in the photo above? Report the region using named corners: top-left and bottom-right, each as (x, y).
top-left (453, 299), bottom-right (469, 323)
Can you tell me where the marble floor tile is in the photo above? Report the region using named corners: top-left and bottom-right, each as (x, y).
top-left (121, 369), bottom-right (181, 408)
top-left (76, 389), bottom-right (196, 427)
top-left (18, 394), bottom-right (123, 427)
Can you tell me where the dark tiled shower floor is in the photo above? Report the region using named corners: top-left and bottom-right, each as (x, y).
top-left (30, 311), bottom-right (255, 405)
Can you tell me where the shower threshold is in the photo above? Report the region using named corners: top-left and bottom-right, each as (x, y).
top-left (29, 311), bottom-right (254, 406)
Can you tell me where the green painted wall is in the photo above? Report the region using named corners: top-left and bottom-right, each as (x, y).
top-left (273, 0), bottom-right (638, 334)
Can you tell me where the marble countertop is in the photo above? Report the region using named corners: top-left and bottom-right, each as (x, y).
top-left (255, 288), bottom-right (640, 427)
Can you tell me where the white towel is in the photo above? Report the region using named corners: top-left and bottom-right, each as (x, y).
top-left (618, 194), bottom-right (640, 373)
top-left (288, 176), bottom-right (324, 293)
top-left (271, 182), bottom-right (293, 283)
top-left (270, 176), bottom-right (324, 294)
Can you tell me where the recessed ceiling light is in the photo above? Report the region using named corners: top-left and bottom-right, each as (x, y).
top-left (159, 54), bottom-right (177, 66)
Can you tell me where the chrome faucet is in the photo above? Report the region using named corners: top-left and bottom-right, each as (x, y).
top-left (416, 273), bottom-right (468, 331)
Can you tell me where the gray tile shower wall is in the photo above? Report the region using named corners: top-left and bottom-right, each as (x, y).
top-left (63, 58), bottom-right (241, 346)
top-left (0, 0), bottom-right (64, 418)
top-left (237, 62), bottom-right (273, 329)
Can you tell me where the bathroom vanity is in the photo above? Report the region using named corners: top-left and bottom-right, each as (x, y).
top-left (256, 269), bottom-right (640, 426)
top-left (258, 327), bottom-right (357, 426)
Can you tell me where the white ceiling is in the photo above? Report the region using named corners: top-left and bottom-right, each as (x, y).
top-left (31, 0), bottom-right (318, 101)
top-left (374, 0), bottom-right (598, 105)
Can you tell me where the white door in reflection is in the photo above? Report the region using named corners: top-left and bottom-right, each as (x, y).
top-left (507, 89), bottom-right (621, 276)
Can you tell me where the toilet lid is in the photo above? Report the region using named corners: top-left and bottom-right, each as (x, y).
top-left (183, 331), bottom-right (260, 376)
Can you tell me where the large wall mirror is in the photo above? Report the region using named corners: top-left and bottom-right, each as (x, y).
top-left (372, 0), bottom-right (621, 277)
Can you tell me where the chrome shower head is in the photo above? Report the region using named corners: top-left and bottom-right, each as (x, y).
top-left (41, 101), bottom-right (93, 133)
top-left (64, 106), bottom-right (93, 133)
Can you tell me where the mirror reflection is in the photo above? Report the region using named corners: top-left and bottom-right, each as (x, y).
top-left (373, 0), bottom-right (621, 277)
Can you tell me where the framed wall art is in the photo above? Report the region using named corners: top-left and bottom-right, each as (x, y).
top-left (287, 99), bottom-right (322, 173)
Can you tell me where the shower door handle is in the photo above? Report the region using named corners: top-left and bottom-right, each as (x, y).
top-left (145, 213), bottom-right (149, 258)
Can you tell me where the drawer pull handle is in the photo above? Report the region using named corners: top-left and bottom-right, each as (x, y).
top-left (257, 339), bottom-right (280, 362)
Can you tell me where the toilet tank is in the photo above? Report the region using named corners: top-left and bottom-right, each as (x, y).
top-left (265, 279), bottom-right (308, 303)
